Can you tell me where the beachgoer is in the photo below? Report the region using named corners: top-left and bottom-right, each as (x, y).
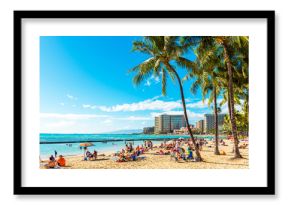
top-left (93, 150), bottom-right (98, 160)
top-left (129, 143), bottom-right (133, 152)
top-left (86, 150), bottom-right (93, 160)
top-left (46, 155), bottom-right (56, 168)
top-left (49, 155), bottom-right (55, 162)
top-left (48, 160), bottom-right (56, 168)
top-left (187, 147), bottom-right (193, 160)
top-left (57, 155), bottom-right (66, 166)
top-left (54, 150), bottom-right (57, 158)
top-left (131, 151), bottom-right (137, 161)
top-left (125, 144), bottom-right (129, 152)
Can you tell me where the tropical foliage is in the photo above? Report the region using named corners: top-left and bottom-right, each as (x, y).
top-left (129, 36), bottom-right (248, 160)
top-left (128, 36), bottom-right (202, 160)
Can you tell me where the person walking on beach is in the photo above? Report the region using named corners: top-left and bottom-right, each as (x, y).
top-left (54, 150), bottom-right (57, 158)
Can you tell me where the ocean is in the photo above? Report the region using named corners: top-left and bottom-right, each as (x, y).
top-left (40, 133), bottom-right (216, 159)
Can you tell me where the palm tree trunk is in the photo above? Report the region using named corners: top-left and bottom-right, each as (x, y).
top-left (213, 86), bottom-right (220, 155)
top-left (164, 62), bottom-right (202, 160)
top-left (227, 84), bottom-right (235, 153)
top-left (222, 43), bottom-right (242, 158)
top-left (227, 85), bottom-right (232, 120)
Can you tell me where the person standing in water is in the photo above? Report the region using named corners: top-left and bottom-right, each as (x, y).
top-left (54, 150), bottom-right (57, 158)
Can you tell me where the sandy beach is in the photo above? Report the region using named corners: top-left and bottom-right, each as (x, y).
top-left (41, 139), bottom-right (249, 169)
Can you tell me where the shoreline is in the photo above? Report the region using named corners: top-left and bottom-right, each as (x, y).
top-left (40, 134), bottom-right (227, 144)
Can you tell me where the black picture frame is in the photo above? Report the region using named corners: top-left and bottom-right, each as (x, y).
top-left (14, 10), bottom-right (275, 195)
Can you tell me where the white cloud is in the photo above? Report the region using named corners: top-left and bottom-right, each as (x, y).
top-left (82, 104), bottom-right (98, 109)
top-left (66, 94), bottom-right (77, 100)
top-left (99, 98), bottom-right (181, 112)
top-left (97, 96), bottom-right (224, 113)
top-left (187, 100), bottom-right (209, 109)
top-left (119, 116), bottom-right (151, 121)
top-left (40, 113), bottom-right (109, 120)
top-left (187, 98), bottom-right (224, 109)
top-left (150, 110), bottom-right (204, 119)
top-left (94, 98), bottom-right (209, 113)
top-left (60, 102), bottom-right (65, 106)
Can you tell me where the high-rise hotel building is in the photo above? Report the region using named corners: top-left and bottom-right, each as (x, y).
top-left (204, 114), bottom-right (226, 133)
top-left (154, 114), bottom-right (186, 134)
top-left (196, 119), bottom-right (204, 133)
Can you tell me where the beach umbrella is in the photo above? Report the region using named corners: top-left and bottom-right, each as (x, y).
top-left (80, 142), bottom-right (94, 147)
top-left (80, 142), bottom-right (94, 159)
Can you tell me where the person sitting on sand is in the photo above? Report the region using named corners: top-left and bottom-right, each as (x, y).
top-left (93, 150), bottom-right (98, 160)
top-left (156, 149), bottom-right (164, 155)
top-left (86, 150), bottom-right (94, 160)
top-left (47, 156), bottom-right (57, 168)
top-left (186, 147), bottom-right (193, 160)
top-left (131, 151), bottom-right (137, 161)
top-left (221, 141), bottom-right (227, 146)
top-left (57, 155), bottom-right (66, 167)
top-left (129, 143), bottom-right (133, 152)
top-left (136, 146), bottom-right (141, 156)
top-left (116, 153), bottom-right (127, 162)
top-left (149, 141), bottom-right (153, 150)
top-left (140, 145), bottom-right (145, 154)
top-left (125, 144), bottom-right (129, 152)
top-left (49, 155), bottom-right (55, 162)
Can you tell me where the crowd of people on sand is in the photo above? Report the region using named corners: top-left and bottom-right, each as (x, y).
top-left (112, 138), bottom-right (211, 163)
top-left (158, 138), bottom-right (202, 162)
top-left (41, 136), bottom-right (244, 168)
top-left (112, 141), bottom-right (150, 162)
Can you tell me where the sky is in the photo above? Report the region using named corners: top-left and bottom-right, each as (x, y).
top-left (40, 36), bottom-right (228, 133)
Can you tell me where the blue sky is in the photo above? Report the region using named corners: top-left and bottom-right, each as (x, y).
top-left (40, 36), bottom-right (227, 133)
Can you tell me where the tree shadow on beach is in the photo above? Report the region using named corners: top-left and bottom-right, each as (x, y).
top-left (90, 158), bottom-right (110, 161)
top-left (202, 160), bottom-right (248, 167)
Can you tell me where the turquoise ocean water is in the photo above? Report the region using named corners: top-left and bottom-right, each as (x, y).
top-left (40, 133), bottom-right (216, 159)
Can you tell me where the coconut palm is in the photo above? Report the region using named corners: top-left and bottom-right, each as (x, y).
top-left (128, 36), bottom-right (202, 160)
top-left (215, 36), bottom-right (248, 158)
top-left (184, 37), bottom-right (223, 155)
top-left (182, 36), bottom-right (248, 158)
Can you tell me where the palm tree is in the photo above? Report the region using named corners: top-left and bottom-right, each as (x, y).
top-left (201, 72), bottom-right (222, 155)
top-left (128, 36), bottom-right (202, 160)
top-left (184, 37), bottom-right (223, 155)
top-left (182, 36), bottom-right (248, 158)
top-left (215, 36), bottom-right (248, 158)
